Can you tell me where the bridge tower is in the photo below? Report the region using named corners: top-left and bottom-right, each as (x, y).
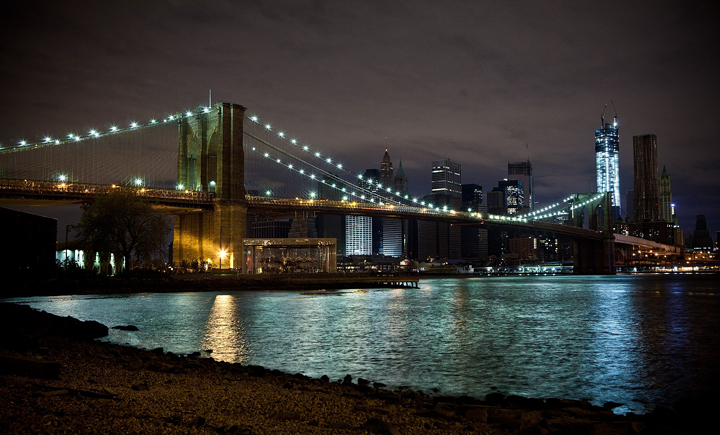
top-left (570, 192), bottom-right (616, 274)
top-left (173, 102), bottom-right (247, 269)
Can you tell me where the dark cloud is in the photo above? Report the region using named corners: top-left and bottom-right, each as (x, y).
top-left (1, 0), bottom-right (718, 240)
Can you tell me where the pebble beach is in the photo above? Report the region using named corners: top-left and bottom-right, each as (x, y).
top-left (0, 303), bottom-right (712, 434)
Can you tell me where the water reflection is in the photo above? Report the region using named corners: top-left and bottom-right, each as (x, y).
top-left (201, 294), bottom-right (250, 363)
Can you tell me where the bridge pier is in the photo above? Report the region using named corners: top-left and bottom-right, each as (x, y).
top-left (172, 102), bottom-right (247, 269)
top-left (572, 192), bottom-right (616, 275)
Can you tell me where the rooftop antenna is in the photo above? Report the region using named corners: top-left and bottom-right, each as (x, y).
top-left (209, 89), bottom-right (212, 107)
top-left (610, 99), bottom-right (617, 126)
top-left (601, 103), bottom-right (608, 126)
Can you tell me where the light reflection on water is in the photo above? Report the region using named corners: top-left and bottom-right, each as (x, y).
top-left (5, 274), bottom-right (719, 414)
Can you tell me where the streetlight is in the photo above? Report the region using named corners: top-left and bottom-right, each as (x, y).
top-left (219, 249), bottom-right (227, 270)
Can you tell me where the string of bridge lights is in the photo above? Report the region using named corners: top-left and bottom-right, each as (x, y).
top-left (1, 106), bottom-right (215, 152)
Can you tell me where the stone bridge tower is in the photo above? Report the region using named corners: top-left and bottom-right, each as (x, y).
top-left (173, 102), bottom-right (247, 269)
top-left (570, 192), bottom-right (616, 274)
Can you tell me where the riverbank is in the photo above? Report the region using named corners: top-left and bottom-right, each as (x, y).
top-left (1, 273), bottom-right (419, 298)
top-left (1, 303), bottom-right (711, 434)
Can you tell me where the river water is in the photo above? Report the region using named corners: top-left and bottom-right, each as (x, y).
top-left (5, 274), bottom-right (719, 414)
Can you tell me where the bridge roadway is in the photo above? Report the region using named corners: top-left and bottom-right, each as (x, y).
top-left (0, 178), bottom-right (604, 241)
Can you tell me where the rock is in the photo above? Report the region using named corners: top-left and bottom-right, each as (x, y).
top-left (434, 403), bottom-right (456, 419)
top-left (603, 401), bottom-right (623, 410)
top-left (102, 387), bottom-right (119, 396)
top-left (204, 349), bottom-right (213, 353)
top-left (151, 347), bottom-right (164, 354)
top-left (485, 392), bottom-right (505, 404)
top-left (343, 374), bottom-right (352, 384)
top-left (362, 418), bottom-right (401, 435)
top-left (320, 375), bottom-right (329, 383)
top-left (373, 382), bottom-right (387, 388)
top-left (40, 389), bottom-right (69, 397)
top-left (131, 383), bottom-right (150, 391)
top-left (111, 325), bottom-right (139, 331)
top-left (358, 377), bottom-right (370, 385)
top-left (465, 407), bottom-right (488, 423)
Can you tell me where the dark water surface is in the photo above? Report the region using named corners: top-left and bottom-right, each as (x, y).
top-left (5, 274), bottom-right (719, 414)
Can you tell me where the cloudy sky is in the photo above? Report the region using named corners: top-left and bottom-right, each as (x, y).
top-left (1, 0), bottom-right (718, 240)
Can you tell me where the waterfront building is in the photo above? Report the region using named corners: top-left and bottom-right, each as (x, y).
top-left (595, 108), bottom-right (620, 207)
top-left (418, 194), bottom-right (461, 260)
top-left (345, 215), bottom-right (372, 256)
top-left (431, 159), bottom-right (461, 198)
top-left (659, 166), bottom-right (673, 223)
top-left (508, 161), bottom-right (534, 212)
top-left (0, 207), bottom-right (57, 278)
top-left (633, 134), bottom-right (660, 221)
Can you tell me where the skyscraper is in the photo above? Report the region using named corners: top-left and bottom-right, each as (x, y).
top-left (394, 160), bottom-right (409, 196)
top-left (595, 107), bottom-right (620, 207)
top-left (431, 159), bottom-right (461, 198)
top-left (659, 166), bottom-right (673, 222)
top-left (633, 134), bottom-right (659, 221)
top-left (380, 149), bottom-right (394, 189)
top-left (508, 161), bottom-right (533, 212)
top-left (692, 215), bottom-right (714, 250)
top-left (345, 215), bottom-right (372, 256)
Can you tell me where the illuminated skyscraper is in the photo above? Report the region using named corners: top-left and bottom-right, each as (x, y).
top-left (508, 160), bottom-right (533, 212)
top-left (431, 159), bottom-right (461, 198)
top-left (595, 105), bottom-right (620, 207)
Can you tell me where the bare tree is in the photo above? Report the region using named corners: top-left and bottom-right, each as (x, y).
top-left (76, 190), bottom-right (171, 272)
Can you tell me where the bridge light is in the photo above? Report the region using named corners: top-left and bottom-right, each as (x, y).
top-left (203, 107), bottom-right (210, 113)
top-left (326, 158), bottom-right (331, 163)
top-left (337, 163), bottom-right (342, 169)
top-left (75, 136), bottom-right (81, 141)
top-left (370, 198), bottom-right (375, 203)
top-left (412, 198), bottom-right (417, 203)
top-left (266, 190), bottom-right (271, 196)
top-left (169, 115), bottom-right (175, 120)
top-left (310, 192), bottom-right (316, 198)
top-left (55, 140), bottom-right (59, 144)
top-left (310, 174), bottom-right (316, 179)
top-left (342, 196), bottom-right (348, 201)
top-left (250, 116), bottom-right (258, 122)
top-left (360, 195), bottom-right (365, 199)
top-left (302, 145), bottom-right (309, 151)
top-left (358, 174), bottom-right (363, 179)
top-left (20, 140), bottom-right (26, 146)
top-left (110, 126), bottom-right (117, 132)
top-left (264, 153), bottom-right (269, 157)
top-left (386, 187), bottom-right (391, 192)
top-left (291, 139), bottom-right (297, 144)
top-left (288, 164), bottom-right (293, 169)
top-left (134, 178), bottom-right (143, 186)
top-left (252, 147), bottom-right (256, 151)
top-left (341, 187), bottom-right (346, 192)
top-left (299, 169), bottom-right (304, 174)
top-left (130, 122), bottom-right (138, 128)
top-left (186, 111), bottom-right (192, 117)
top-left (421, 201), bottom-right (425, 206)
top-left (44, 136), bottom-right (52, 143)
top-left (278, 132), bottom-right (284, 137)
top-left (265, 124), bottom-right (271, 130)
top-left (58, 174), bottom-right (66, 182)
top-left (315, 152), bottom-right (321, 157)
top-left (276, 158), bottom-right (281, 163)
top-left (331, 183), bottom-right (336, 188)
top-left (177, 184), bottom-right (184, 190)
top-left (404, 195), bottom-right (409, 199)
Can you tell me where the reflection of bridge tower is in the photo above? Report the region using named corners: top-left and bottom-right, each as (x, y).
top-left (569, 192), bottom-right (615, 274)
top-left (173, 103), bottom-right (247, 268)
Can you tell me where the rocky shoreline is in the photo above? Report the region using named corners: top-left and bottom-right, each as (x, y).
top-left (0, 303), bottom-right (712, 434)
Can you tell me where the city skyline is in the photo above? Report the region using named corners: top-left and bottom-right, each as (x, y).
top-left (0, 1), bottom-right (718, 240)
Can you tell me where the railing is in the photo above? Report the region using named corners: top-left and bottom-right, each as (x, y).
top-left (0, 178), bottom-right (216, 203)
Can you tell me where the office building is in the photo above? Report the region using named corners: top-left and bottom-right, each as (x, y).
top-left (633, 134), bottom-right (660, 221)
top-left (431, 159), bottom-right (461, 198)
top-left (394, 160), bottom-right (409, 196)
top-left (418, 194), bottom-right (461, 260)
top-left (692, 215), bottom-right (714, 250)
top-left (595, 108), bottom-right (620, 207)
top-left (625, 190), bottom-right (635, 221)
top-left (462, 184), bottom-right (483, 212)
top-left (345, 215), bottom-right (372, 256)
top-left (499, 179), bottom-right (524, 215)
top-left (487, 188), bottom-right (506, 215)
top-left (659, 166), bottom-right (673, 223)
top-left (508, 161), bottom-right (533, 212)
top-left (380, 149), bottom-right (394, 190)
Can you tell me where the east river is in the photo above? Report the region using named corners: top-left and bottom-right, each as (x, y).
top-left (5, 274), bottom-right (719, 415)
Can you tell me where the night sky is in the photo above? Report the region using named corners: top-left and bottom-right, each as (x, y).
top-left (1, 1), bottom-right (718, 242)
